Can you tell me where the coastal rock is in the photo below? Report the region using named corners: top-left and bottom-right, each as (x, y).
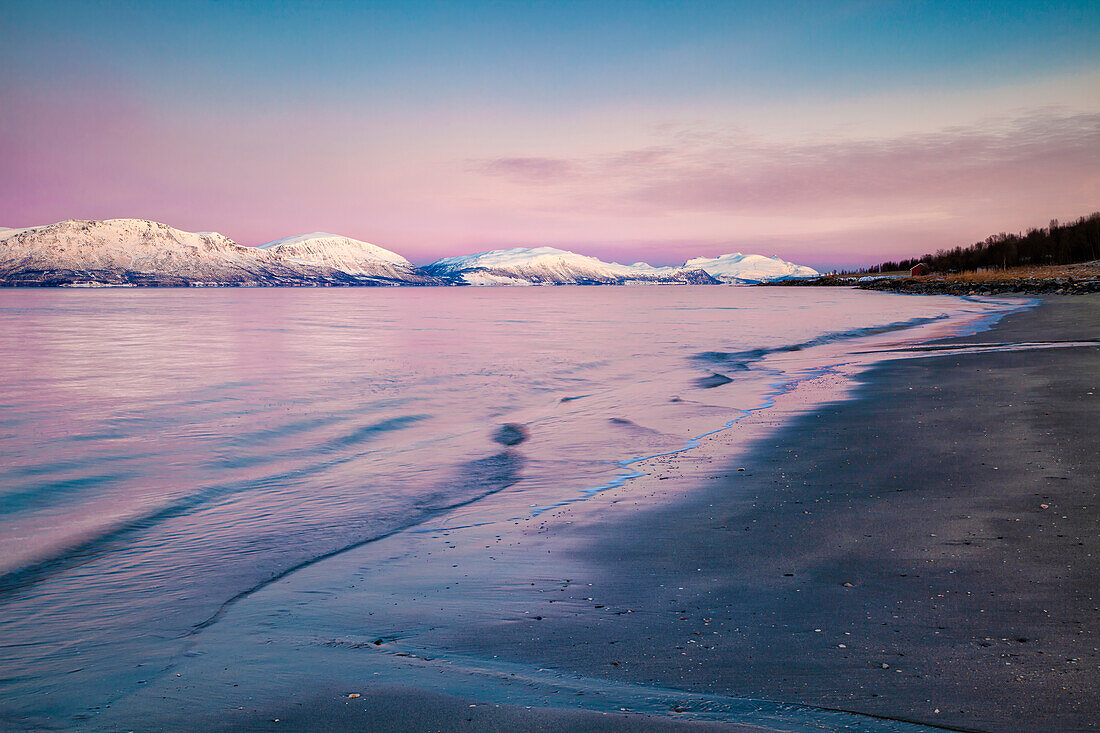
top-left (766, 266), bottom-right (1100, 295)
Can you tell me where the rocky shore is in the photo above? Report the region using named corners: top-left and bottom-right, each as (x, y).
top-left (859, 275), bottom-right (1100, 295)
top-left (766, 262), bottom-right (1100, 296)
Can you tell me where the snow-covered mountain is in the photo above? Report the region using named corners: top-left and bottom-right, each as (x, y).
top-left (424, 247), bottom-right (719, 285)
top-left (258, 233), bottom-right (435, 283)
top-left (0, 225), bottom-right (46, 243)
top-left (0, 219), bottom-right (818, 288)
top-left (0, 220), bottom-right (435, 287)
top-left (0, 219), bottom-right (283, 286)
top-left (424, 246), bottom-right (818, 286)
top-left (684, 253), bottom-right (819, 283)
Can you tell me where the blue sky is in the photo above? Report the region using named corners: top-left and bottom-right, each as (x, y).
top-left (2, 0), bottom-right (1098, 267)
top-left (6, 1), bottom-right (1096, 101)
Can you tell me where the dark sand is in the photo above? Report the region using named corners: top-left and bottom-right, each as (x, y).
top-left (436, 295), bottom-right (1098, 731)
top-left (185, 685), bottom-right (743, 733)
top-left (86, 295), bottom-right (1097, 732)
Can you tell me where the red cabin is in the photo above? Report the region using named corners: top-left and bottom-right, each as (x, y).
top-left (910, 263), bottom-right (930, 276)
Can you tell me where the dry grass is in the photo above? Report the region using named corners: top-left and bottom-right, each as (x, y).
top-left (915, 262), bottom-right (1100, 283)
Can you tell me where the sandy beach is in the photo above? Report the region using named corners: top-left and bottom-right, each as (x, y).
top-left (503, 293), bottom-right (1098, 731)
top-left (75, 294), bottom-right (1096, 733)
top-left (388, 294), bottom-right (1097, 732)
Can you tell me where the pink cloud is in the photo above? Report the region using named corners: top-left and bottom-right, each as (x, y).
top-left (2, 81), bottom-right (1096, 269)
top-left (470, 111), bottom-right (1099, 266)
top-left (482, 157), bottom-right (578, 182)
top-left (477, 112), bottom-right (1100, 217)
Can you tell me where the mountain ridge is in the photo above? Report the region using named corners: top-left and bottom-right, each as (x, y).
top-left (423, 246), bottom-right (724, 285)
top-left (257, 232), bottom-right (433, 283)
top-left (683, 252), bottom-right (820, 283)
top-left (0, 220), bottom-right (438, 287)
top-left (0, 219), bottom-right (818, 287)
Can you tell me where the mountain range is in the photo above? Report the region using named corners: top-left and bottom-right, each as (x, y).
top-left (0, 219), bottom-right (818, 287)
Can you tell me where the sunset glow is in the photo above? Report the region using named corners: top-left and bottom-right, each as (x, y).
top-left (2, 1), bottom-right (1098, 269)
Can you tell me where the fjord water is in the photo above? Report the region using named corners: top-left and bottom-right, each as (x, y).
top-left (0, 286), bottom-right (1017, 722)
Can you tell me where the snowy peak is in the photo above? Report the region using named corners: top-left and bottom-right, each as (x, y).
top-left (258, 232), bottom-right (422, 280)
top-left (425, 246), bottom-right (817, 286)
top-left (0, 218), bottom-right (287, 286)
top-left (0, 219), bottom-right (818, 287)
top-left (259, 233), bottom-right (410, 265)
top-left (424, 247), bottom-right (718, 285)
top-left (0, 225), bottom-right (44, 243)
top-left (428, 247), bottom-right (637, 279)
top-left (684, 253), bottom-right (819, 283)
top-left (0, 218), bottom-right (250, 266)
top-left (0, 219), bottom-right (433, 287)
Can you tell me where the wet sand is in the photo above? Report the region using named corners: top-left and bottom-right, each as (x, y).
top-left (178, 685), bottom-right (744, 733)
top-left (457, 294), bottom-right (1098, 731)
top-left (84, 295), bottom-right (1097, 732)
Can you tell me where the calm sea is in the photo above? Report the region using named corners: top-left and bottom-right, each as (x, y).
top-left (0, 286), bottom-right (1020, 721)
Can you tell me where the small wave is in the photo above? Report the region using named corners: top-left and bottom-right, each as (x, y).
top-left (0, 452), bottom-right (147, 481)
top-left (191, 449), bottom-right (526, 632)
top-left (695, 372), bottom-right (733, 388)
top-left (606, 417), bottom-right (668, 436)
top-left (322, 415), bottom-right (427, 451)
top-left (224, 414), bottom-right (352, 450)
top-left (209, 413), bottom-right (425, 470)
top-left (307, 641), bottom-right (954, 732)
top-left (694, 314), bottom-right (952, 370)
top-left (0, 471), bottom-right (135, 515)
top-left (0, 414), bottom-right (430, 598)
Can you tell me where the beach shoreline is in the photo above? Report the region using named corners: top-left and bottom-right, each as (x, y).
top-left (530, 293), bottom-right (1099, 731)
top-left (76, 294), bottom-right (1098, 732)
top-left (765, 262), bottom-right (1100, 295)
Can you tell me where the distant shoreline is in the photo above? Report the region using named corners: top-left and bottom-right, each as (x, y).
top-left (764, 262), bottom-right (1100, 295)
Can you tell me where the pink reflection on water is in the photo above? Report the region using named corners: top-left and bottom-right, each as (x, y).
top-left (0, 286), bottom-right (1019, 717)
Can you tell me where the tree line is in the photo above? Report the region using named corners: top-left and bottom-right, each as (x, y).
top-left (865, 211), bottom-right (1100, 274)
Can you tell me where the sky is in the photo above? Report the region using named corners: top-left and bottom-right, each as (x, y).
top-left (1, 1), bottom-right (1098, 269)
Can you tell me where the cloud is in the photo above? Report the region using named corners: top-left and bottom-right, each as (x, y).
top-left (481, 156), bottom-right (579, 182)
top-left (476, 111), bottom-right (1100, 218)
top-left (4, 78), bottom-right (1096, 268)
